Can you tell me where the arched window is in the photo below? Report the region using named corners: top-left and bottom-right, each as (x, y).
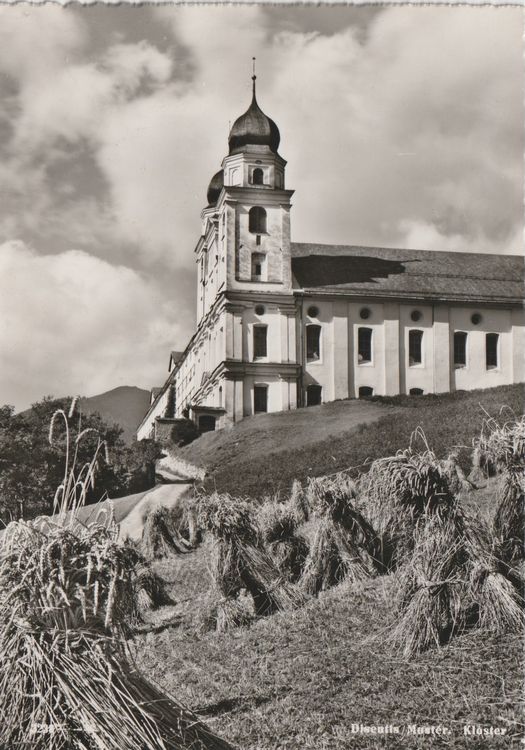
top-left (357, 327), bottom-right (372, 364)
top-left (306, 324), bottom-right (321, 362)
top-left (486, 333), bottom-right (499, 369)
top-left (408, 329), bottom-right (423, 366)
top-left (409, 388), bottom-right (424, 396)
top-left (454, 332), bottom-right (467, 368)
top-left (252, 168), bottom-right (264, 185)
top-left (249, 206), bottom-right (267, 234)
top-left (358, 386), bottom-right (374, 397)
top-left (306, 385), bottom-right (322, 406)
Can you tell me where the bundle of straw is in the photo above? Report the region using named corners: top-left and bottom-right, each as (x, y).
top-left (198, 493), bottom-right (306, 625)
top-left (141, 506), bottom-right (192, 561)
top-left (257, 502), bottom-right (309, 583)
top-left (359, 448), bottom-right (457, 570)
top-left (0, 516), bottom-right (234, 750)
top-left (133, 562), bottom-right (174, 614)
top-left (301, 479), bottom-right (383, 595)
top-left (472, 414), bottom-right (525, 477)
top-left (493, 471), bottom-right (525, 567)
top-left (391, 498), bottom-right (524, 657)
top-left (390, 511), bottom-right (468, 657)
top-left (301, 518), bottom-right (348, 595)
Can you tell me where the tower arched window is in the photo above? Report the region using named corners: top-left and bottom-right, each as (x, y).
top-left (249, 206), bottom-right (267, 234)
top-left (252, 168), bottom-right (264, 185)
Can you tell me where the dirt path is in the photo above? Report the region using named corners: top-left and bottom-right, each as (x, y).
top-left (118, 482), bottom-right (194, 542)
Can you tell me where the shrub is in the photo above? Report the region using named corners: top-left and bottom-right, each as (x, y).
top-left (170, 418), bottom-right (200, 448)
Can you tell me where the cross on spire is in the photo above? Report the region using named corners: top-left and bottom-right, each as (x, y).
top-left (252, 57), bottom-right (257, 98)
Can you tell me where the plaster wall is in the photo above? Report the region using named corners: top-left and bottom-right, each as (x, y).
top-left (399, 304), bottom-right (434, 395)
top-left (449, 307), bottom-right (514, 391)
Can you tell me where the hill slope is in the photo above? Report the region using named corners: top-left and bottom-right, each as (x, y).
top-left (81, 386), bottom-right (150, 443)
top-left (176, 384), bottom-right (524, 498)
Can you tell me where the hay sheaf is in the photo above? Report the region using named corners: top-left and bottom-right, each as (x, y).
top-left (0, 516), bottom-right (233, 750)
top-left (198, 493), bottom-right (307, 624)
top-left (300, 480), bottom-right (383, 595)
top-left (141, 506), bottom-right (192, 561)
top-left (391, 502), bottom-right (524, 658)
top-left (257, 502), bottom-right (309, 583)
top-left (359, 448), bottom-right (458, 570)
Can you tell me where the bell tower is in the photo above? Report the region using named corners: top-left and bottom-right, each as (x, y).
top-left (198, 63), bottom-right (294, 318)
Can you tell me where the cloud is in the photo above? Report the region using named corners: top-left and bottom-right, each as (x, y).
top-left (0, 5), bottom-right (522, 409)
top-left (92, 5), bottom-right (523, 264)
top-left (0, 241), bottom-right (190, 410)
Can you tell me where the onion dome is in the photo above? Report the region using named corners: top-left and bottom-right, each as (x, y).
top-left (206, 169), bottom-right (224, 206)
top-left (228, 76), bottom-right (280, 155)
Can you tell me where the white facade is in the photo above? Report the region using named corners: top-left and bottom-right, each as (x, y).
top-left (137, 88), bottom-right (524, 441)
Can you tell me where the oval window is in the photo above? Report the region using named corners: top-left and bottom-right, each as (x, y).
top-left (411, 310), bottom-right (422, 322)
top-left (471, 313), bottom-right (482, 325)
top-left (360, 308), bottom-right (371, 320)
top-left (307, 306), bottom-right (319, 318)
top-left (255, 305), bottom-right (265, 316)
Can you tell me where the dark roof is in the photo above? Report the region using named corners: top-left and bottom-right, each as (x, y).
top-left (228, 85), bottom-right (280, 155)
top-left (291, 243), bottom-right (524, 305)
top-left (207, 169), bottom-right (224, 207)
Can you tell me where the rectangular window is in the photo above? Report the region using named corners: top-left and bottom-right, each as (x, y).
top-left (254, 385), bottom-right (268, 413)
top-left (251, 252), bottom-right (265, 280)
top-left (486, 333), bottom-right (499, 369)
top-left (306, 324), bottom-right (321, 362)
top-left (454, 331), bottom-right (467, 367)
top-left (358, 327), bottom-right (372, 364)
top-left (408, 329), bottom-right (423, 366)
top-left (253, 325), bottom-right (267, 359)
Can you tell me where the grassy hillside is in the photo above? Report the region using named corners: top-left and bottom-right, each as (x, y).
top-left (177, 384), bottom-right (523, 499)
top-left (81, 385), bottom-right (150, 443)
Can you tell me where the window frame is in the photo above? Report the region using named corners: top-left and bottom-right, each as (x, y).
top-left (253, 324), bottom-right (268, 360)
top-left (408, 329), bottom-right (424, 367)
top-left (453, 331), bottom-right (468, 369)
top-left (306, 323), bottom-right (322, 364)
top-left (486, 332), bottom-right (499, 370)
top-left (357, 326), bottom-right (373, 366)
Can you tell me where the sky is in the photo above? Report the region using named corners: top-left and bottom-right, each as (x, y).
top-left (0, 4), bottom-right (523, 410)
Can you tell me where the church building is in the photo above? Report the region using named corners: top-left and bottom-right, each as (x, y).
top-left (137, 77), bottom-right (524, 441)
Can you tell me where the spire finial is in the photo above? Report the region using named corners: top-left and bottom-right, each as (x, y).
top-left (252, 57), bottom-right (256, 99)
